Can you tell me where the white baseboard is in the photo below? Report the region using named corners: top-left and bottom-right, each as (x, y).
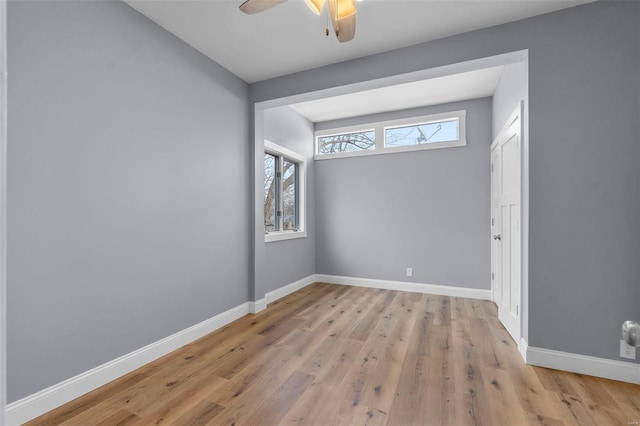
top-left (315, 274), bottom-right (491, 300)
top-left (5, 302), bottom-right (251, 425)
top-left (248, 298), bottom-right (267, 314)
top-left (249, 274), bottom-right (319, 314)
top-left (15, 274), bottom-right (636, 424)
top-left (526, 345), bottom-right (640, 385)
top-left (519, 337), bottom-right (528, 362)
top-left (5, 274), bottom-right (320, 425)
top-left (265, 274), bottom-right (318, 305)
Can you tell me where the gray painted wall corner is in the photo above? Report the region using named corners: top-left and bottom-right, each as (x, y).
top-left (315, 98), bottom-right (492, 289)
top-left (261, 106), bottom-right (316, 295)
top-left (7, 0), bottom-right (251, 401)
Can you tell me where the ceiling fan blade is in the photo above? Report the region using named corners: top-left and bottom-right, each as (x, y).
top-left (239, 0), bottom-right (286, 15)
top-left (329, 0), bottom-right (356, 43)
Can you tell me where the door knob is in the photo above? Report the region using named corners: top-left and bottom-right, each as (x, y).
top-left (494, 235), bottom-right (501, 241)
top-left (622, 321), bottom-right (640, 347)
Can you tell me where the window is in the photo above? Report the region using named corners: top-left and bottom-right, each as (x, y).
top-left (264, 141), bottom-right (306, 242)
top-left (315, 110), bottom-right (466, 159)
top-left (385, 118), bottom-right (459, 147)
top-left (263, 153), bottom-right (278, 232)
top-left (317, 130), bottom-right (375, 154)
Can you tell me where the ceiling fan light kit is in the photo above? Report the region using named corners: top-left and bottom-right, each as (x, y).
top-left (330, 0), bottom-right (356, 20)
top-left (328, 0), bottom-right (356, 42)
top-left (240, 0), bottom-right (357, 43)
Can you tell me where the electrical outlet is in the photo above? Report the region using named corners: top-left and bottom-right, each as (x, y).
top-left (620, 339), bottom-right (636, 359)
top-left (406, 267), bottom-right (413, 277)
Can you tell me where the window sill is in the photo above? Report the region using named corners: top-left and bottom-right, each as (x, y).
top-left (265, 231), bottom-right (307, 243)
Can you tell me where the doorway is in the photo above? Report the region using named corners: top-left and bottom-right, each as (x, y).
top-left (491, 102), bottom-right (523, 346)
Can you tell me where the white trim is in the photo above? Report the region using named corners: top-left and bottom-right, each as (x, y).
top-left (5, 302), bottom-right (252, 425)
top-left (315, 274), bottom-right (491, 300)
top-left (249, 298), bottom-right (267, 314)
top-left (0, 0), bottom-right (7, 423)
top-left (265, 274), bottom-right (317, 304)
top-left (264, 140), bottom-right (305, 163)
top-left (264, 230), bottom-right (307, 243)
top-left (519, 337), bottom-right (528, 362)
top-left (526, 345), bottom-right (640, 385)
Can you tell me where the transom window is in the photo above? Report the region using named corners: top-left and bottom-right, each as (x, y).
top-left (317, 130), bottom-right (375, 154)
top-left (315, 110), bottom-right (466, 159)
top-left (385, 118), bottom-right (459, 147)
top-left (264, 141), bottom-right (306, 242)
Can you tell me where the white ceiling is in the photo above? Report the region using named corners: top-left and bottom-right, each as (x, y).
top-left (289, 65), bottom-right (505, 122)
top-left (125, 0), bottom-right (591, 83)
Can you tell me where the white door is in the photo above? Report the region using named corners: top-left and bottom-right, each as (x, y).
top-left (491, 104), bottom-right (522, 345)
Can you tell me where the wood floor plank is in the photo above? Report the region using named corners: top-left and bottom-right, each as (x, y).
top-left (423, 324), bottom-right (458, 425)
top-left (173, 401), bottom-right (225, 425)
top-left (451, 319), bottom-right (493, 425)
top-left (347, 302), bottom-right (386, 342)
top-left (297, 301), bottom-right (365, 378)
top-left (451, 296), bottom-right (470, 320)
top-left (128, 372), bottom-right (227, 423)
top-left (483, 368), bottom-right (535, 426)
top-left (93, 409), bottom-right (140, 426)
top-left (600, 378), bottom-right (640, 421)
top-left (28, 283), bottom-right (640, 426)
top-left (387, 295), bottom-right (436, 424)
top-left (241, 371), bottom-right (315, 426)
top-left (24, 372), bottom-right (151, 426)
top-left (280, 382), bottom-right (341, 426)
top-left (210, 343), bottom-right (302, 408)
top-left (434, 295), bottom-right (452, 326)
top-left (569, 373), bottom-right (631, 425)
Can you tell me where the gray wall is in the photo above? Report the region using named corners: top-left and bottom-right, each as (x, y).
top-left (252, 2), bottom-right (640, 364)
top-left (492, 61), bottom-right (527, 138)
top-left (0, 0), bottom-right (6, 421)
top-left (315, 99), bottom-right (491, 289)
top-left (261, 106), bottom-right (315, 294)
top-left (7, 0), bottom-right (250, 402)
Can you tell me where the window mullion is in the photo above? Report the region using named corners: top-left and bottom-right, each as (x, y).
top-left (294, 163), bottom-right (299, 230)
top-left (277, 155), bottom-right (283, 232)
top-left (375, 127), bottom-right (384, 150)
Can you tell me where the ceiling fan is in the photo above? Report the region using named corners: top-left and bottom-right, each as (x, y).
top-left (239, 0), bottom-right (357, 43)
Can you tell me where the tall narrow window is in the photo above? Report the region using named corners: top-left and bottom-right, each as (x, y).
top-left (264, 141), bottom-right (306, 242)
top-left (281, 158), bottom-right (298, 231)
top-left (264, 153), bottom-right (278, 232)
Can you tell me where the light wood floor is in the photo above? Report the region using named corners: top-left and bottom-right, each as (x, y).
top-left (28, 283), bottom-right (640, 425)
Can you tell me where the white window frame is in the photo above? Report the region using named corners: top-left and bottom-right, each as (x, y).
top-left (314, 110), bottom-right (466, 160)
top-left (264, 140), bottom-right (307, 243)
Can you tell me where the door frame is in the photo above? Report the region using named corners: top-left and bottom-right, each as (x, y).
top-left (491, 101), bottom-right (526, 357)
